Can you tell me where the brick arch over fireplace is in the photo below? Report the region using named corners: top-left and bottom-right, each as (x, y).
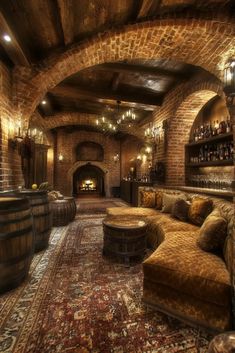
top-left (67, 162), bottom-right (110, 197)
top-left (166, 85), bottom-right (222, 186)
top-left (14, 16), bottom-right (235, 122)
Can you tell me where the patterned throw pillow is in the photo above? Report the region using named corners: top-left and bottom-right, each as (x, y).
top-left (171, 199), bottom-right (190, 222)
top-left (188, 197), bottom-right (213, 226)
top-left (155, 191), bottom-right (163, 210)
top-left (197, 212), bottom-right (227, 253)
top-left (140, 191), bottom-right (156, 208)
top-left (161, 193), bottom-right (187, 213)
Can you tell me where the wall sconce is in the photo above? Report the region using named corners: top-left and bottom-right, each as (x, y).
top-left (136, 154), bottom-right (142, 164)
top-left (144, 123), bottom-right (163, 143)
top-left (113, 153), bottom-right (119, 163)
top-left (9, 123), bottom-right (45, 150)
top-left (58, 153), bottom-right (64, 162)
top-left (223, 59), bottom-right (235, 96)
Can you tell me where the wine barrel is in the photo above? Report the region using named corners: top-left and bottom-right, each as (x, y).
top-left (18, 190), bottom-right (52, 252)
top-left (63, 197), bottom-right (76, 221)
top-left (0, 197), bottom-right (34, 293)
top-left (51, 199), bottom-right (75, 226)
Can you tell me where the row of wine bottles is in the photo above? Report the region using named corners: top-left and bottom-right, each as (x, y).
top-left (190, 141), bottom-right (234, 163)
top-left (192, 119), bottom-right (232, 142)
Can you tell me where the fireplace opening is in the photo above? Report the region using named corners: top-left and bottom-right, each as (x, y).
top-left (73, 164), bottom-right (105, 197)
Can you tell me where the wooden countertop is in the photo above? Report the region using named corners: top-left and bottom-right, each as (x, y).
top-left (173, 186), bottom-right (235, 198)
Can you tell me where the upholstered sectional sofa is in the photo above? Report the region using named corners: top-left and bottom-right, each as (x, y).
top-left (106, 187), bottom-right (234, 333)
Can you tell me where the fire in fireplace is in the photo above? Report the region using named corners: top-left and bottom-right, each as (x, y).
top-left (79, 179), bottom-right (97, 191)
top-left (73, 164), bottom-right (105, 197)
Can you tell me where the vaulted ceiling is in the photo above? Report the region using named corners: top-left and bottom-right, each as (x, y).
top-left (0, 0), bottom-right (234, 65)
top-left (0, 0), bottom-right (233, 134)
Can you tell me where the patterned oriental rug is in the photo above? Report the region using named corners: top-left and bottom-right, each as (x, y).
top-left (0, 214), bottom-right (211, 353)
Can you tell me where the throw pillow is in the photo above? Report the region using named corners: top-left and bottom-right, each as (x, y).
top-left (188, 197), bottom-right (213, 226)
top-left (197, 213), bottom-right (227, 253)
top-left (155, 191), bottom-right (163, 210)
top-left (140, 190), bottom-right (156, 208)
top-left (161, 192), bottom-right (187, 213)
top-left (171, 199), bottom-right (190, 222)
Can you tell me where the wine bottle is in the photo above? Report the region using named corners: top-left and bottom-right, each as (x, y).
top-left (226, 118), bottom-right (231, 133)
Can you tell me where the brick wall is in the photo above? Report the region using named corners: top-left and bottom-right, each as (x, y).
top-left (149, 76), bottom-right (224, 186)
top-left (0, 61), bottom-right (24, 190)
top-left (53, 129), bottom-right (121, 196)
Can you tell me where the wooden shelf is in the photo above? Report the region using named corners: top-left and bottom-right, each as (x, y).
top-left (185, 132), bottom-right (233, 147)
top-left (186, 160), bottom-right (233, 167)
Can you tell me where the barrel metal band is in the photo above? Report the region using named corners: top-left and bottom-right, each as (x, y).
top-left (0, 213), bottom-right (31, 225)
top-left (0, 226), bottom-right (33, 239)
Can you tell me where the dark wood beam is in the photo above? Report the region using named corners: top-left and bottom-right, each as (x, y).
top-left (0, 11), bottom-right (30, 66)
top-left (50, 84), bottom-right (163, 107)
top-left (56, 0), bottom-right (74, 45)
top-left (96, 62), bottom-right (189, 80)
top-left (129, 0), bottom-right (144, 21)
top-left (111, 72), bottom-right (121, 91)
top-left (137, 0), bottom-right (162, 18)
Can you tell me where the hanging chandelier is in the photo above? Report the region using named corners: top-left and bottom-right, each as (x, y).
top-left (95, 116), bottom-right (117, 132)
top-left (116, 101), bottom-right (137, 126)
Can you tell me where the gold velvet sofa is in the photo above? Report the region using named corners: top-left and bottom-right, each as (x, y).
top-left (106, 187), bottom-right (234, 333)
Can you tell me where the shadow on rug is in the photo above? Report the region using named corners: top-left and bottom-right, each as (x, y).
top-left (0, 216), bottom-right (211, 353)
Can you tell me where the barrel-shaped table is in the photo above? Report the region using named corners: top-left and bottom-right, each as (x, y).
top-left (18, 190), bottom-right (52, 252)
top-left (0, 197), bottom-right (34, 293)
top-left (50, 197), bottom-right (76, 226)
top-left (103, 217), bottom-right (147, 266)
top-left (63, 197), bottom-right (77, 222)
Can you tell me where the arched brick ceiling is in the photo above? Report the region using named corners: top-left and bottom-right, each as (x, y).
top-left (0, 0), bottom-right (234, 64)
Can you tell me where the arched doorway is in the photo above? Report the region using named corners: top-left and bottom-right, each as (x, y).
top-left (73, 164), bottom-right (105, 197)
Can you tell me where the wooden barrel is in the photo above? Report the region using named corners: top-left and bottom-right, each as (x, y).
top-left (0, 197), bottom-right (34, 293)
top-left (63, 197), bottom-right (76, 221)
top-left (51, 199), bottom-right (74, 226)
top-left (18, 190), bottom-right (52, 252)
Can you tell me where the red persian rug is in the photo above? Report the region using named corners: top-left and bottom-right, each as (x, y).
top-left (0, 215), bottom-right (211, 353)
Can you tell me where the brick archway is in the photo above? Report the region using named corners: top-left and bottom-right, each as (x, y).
top-left (67, 161), bottom-right (110, 197)
top-left (15, 17), bottom-right (235, 122)
top-left (166, 84), bottom-right (223, 186)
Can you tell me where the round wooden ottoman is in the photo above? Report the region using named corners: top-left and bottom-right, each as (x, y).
top-left (208, 332), bottom-right (235, 353)
top-left (102, 217), bottom-right (147, 266)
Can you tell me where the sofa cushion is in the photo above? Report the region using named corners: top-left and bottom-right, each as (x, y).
top-left (171, 199), bottom-right (190, 222)
top-left (146, 213), bottom-right (199, 249)
top-left (188, 197), bottom-right (213, 225)
top-left (197, 212), bottom-right (227, 254)
top-left (106, 206), bottom-right (157, 218)
top-left (161, 193), bottom-right (187, 213)
top-left (155, 191), bottom-right (163, 210)
top-left (143, 231), bottom-right (231, 308)
top-left (140, 190), bottom-right (156, 208)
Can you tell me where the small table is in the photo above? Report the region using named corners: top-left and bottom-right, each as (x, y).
top-left (208, 331), bottom-right (235, 353)
top-left (102, 217), bottom-right (147, 266)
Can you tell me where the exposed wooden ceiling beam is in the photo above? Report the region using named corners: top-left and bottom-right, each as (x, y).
top-left (0, 11), bottom-right (30, 66)
top-left (96, 62), bottom-right (189, 80)
top-left (50, 84), bottom-right (163, 107)
top-left (111, 72), bottom-right (121, 91)
top-left (56, 0), bottom-right (74, 45)
top-left (137, 0), bottom-right (162, 19)
top-left (129, 0), bottom-right (144, 21)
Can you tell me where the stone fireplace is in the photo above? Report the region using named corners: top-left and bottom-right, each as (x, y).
top-left (73, 164), bottom-right (105, 197)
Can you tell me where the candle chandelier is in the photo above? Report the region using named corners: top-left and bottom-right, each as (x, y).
top-left (95, 116), bottom-right (117, 132)
top-left (95, 100), bottom-right (138, 133)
